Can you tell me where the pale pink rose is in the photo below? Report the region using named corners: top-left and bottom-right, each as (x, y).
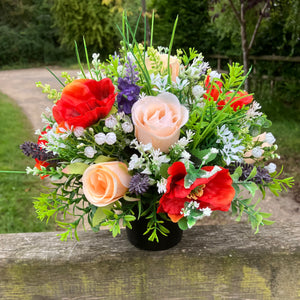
top-left (82, 161), bottom-right (132, 207)
top-left (244, 132), bottom-right (272, 164)
top-left (131, 92), bottom-right (189, 152)
top-left (145, 53), bottom-right (180, 82)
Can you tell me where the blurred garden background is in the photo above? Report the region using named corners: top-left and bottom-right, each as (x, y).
top-left (0, 0), bottom-right (299, 234)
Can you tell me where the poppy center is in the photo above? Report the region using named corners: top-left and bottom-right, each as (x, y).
top-left (187, 184), bottom-right (206, 200)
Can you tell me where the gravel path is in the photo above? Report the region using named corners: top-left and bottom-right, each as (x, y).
top-left (0, 68), bottom-right (298, 226)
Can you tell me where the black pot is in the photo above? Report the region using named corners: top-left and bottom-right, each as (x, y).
top-left (126, 213), bottom-right (183, 251)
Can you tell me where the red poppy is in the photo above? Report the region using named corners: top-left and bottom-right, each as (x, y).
top-left (34, 159), bottom-right (50, 179)
top-left (53, 78), bottom-right (116, 128)
top-left (218, 91), bottom-right (253, 111)
top-left (157, 162), bottom-right (235, 222)
top-left (203, 75), bottom-right (223, 102)
top-left (36, 126), bottom-right (51, 179)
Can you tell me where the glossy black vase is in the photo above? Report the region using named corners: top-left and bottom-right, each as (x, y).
top-left (126, 213), bottom-right (183, 251)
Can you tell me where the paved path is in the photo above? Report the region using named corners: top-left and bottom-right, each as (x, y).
top-left (0, 67), bottom-right (78, 130)
top-left (0, 68), bottom-right (299, 225)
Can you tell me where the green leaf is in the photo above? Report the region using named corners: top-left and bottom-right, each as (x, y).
top-left (178, 217), bottom-right (188, 230)
top-left (160, 163), bottom-right (171, 178)
top-left (123, 215), bottom-right (136, 222)
top-left (231, 166), bottom-right (242, 182)
top-left (92, 204), bottom-right (113, 227)
top-left (243, 181), bottom-right (258, 197)
top-left (123, 195), bottom-right (140, 202)
top-left (94, 155), bottom-right (116, 164)
top-left (247, 167), bottom-right (257, 181)
top-left (187, 217), bottom-right (197, 229)
top-left (62, 163), bottom-right (89, 175)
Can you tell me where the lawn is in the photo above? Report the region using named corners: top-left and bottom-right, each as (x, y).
top-left (0, 92), bottom-right (53, 233)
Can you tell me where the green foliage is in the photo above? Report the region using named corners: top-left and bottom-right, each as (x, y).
top-left (149, 0), bottom-right (212, 55)
top-left (51, 0), bottom-right (120, 56)
top-left (0, 0), bottom-right (73, 68)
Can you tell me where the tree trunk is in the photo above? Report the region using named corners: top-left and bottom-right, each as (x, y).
top-left (240, 2), bottom-right (249, 91)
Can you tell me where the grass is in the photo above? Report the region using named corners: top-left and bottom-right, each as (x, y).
top-left (0, 92), bottom-right (54, 233)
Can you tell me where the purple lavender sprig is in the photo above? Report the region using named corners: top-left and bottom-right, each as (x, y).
top-left (20, 142), bottom-right (58, 164)
top-left (117, 59), bottom-right (141, 114)
top-left (228, 162), bottom-right (272, 184)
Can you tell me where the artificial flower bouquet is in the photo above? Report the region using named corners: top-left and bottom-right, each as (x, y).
top-left (21, 16), bottom-right (293, 242)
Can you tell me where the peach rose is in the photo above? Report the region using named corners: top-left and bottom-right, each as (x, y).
top-left (131, 92), bottom-right (189, 153)
top-left (145, 53), bottom-right (180, 82)
top-left (82, 161), bottom-right (132, 207)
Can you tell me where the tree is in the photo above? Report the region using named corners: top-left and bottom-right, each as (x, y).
top-left (210, 0), bottom-right (271, 90)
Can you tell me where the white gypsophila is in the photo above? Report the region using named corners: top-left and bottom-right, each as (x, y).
top-left (128, 154), bottom-right (144, 170)
top-left (157, 178), bottom-right (167, 194)
top-left (265, 162), bottom-right (277, 174)
top-left (105, 132), bottom-right (117, 145)
top-left (74, 127), bottom-right (85, 138)
top-left (84, 146), bottom-right (97, 158)
top-left (122, 121), bottom-right (133, 133)
top-left (192, 85), bottom-right (205, 99)
top-left (176, 130), bottom-right (194, 148)
top-left (94, 133), bottom-right (106, 145)
top-left (150, 149), bottom-right (170, 167)
top-left (209, 70), bottom-right (221, 80)
top-left (181, 150), bottom-right (191, 161)
top-left (252, 146), bottom-right (263, 158)
top-left (216, 125), bottom-right (245, 165)
top-left (92, 53), bottom-right (100, 64)
top-left (265, 132), bottom-right (276, 145)
top-left (105, 115), bottom-right (118, 129)
top-left (246, 101), bottom-right (263, 119)
top-left (201, 207), bottom-right (212, 217)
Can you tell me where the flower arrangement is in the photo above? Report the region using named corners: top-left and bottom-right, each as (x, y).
top-left (21, 15), bottom-right (293, 243)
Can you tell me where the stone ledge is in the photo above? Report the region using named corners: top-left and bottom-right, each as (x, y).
top-left (0, 223), bottom-right (299, 299)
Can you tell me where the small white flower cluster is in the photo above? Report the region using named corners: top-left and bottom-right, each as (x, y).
top-left (157, 178), bottom-right (167, 194)
top-left (246, 101), bottom-right (263, 119)
top-left (216, 125), bottom-right (245, 165)
top-left (94, 132), bottom-right (117, 145)
top-left (174, 130), bottom-right (194, 148)
top-left (128, 140), bottom-right (170, 177)
top-left (84, 146), bottom-right (97, 158)
top-left (105, 113), bottom-right (133, 134)
top-left (180, 201), bottom-right (212, 227)
top-left (38, 124), bottom-right (72, 155)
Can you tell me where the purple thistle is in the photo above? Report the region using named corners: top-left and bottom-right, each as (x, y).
top-left (20, 142), bottom-right (58, 164)
top-left (117, 59), bottom-right (141, 114)
top-left (228, 162), bottom-right (272, 184)
top-left (129, 174), bottom-right (150, 195)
